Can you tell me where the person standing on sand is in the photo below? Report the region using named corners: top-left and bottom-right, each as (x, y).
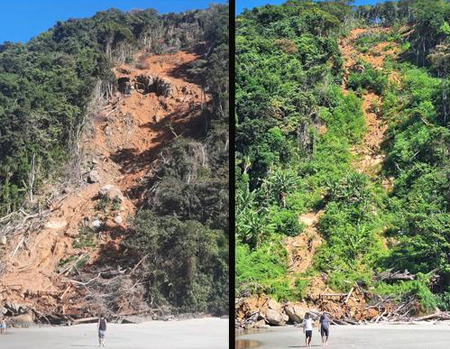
top-left (97, 314), bottom-right (107, 347)
top-left (302, 313), bottom-right (314, 347)
top-left (319, 312), bottom-right (330, 346)
top-left (0, 317), bottom-right (5, 334)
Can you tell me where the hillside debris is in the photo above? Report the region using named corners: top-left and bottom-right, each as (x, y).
top-left (0, 50), bottom-right (207, 325)
top-left (134, 75), bottom-right (172, 97)
top-left (376, 269), bottom-right (415, 282)
top-left (236, 283), bottom-right (450, 329)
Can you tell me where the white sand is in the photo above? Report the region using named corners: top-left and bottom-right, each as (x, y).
top-left (0, 318), bottom-right (228, 349)
top-left (237, 322), bottom-right (450, 349)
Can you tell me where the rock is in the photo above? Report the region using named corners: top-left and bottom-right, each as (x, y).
top-left (118, 77), bottom-right (132, 94)
top-left (267, 299), bottom-right (283, 312)
top-left (5, 301), bottom-right (26, 314)
top-left (120, 316), bottom-right (144, 324)
top-left (265, 308), bottom-right (288, 326)
top-left (45, 220), bottom-right (68, 230)
top-left (9, 312), bottom-right (34, 328)
top-left (254, 319), bottom-right (267, 328)
top-left (0, 235), bottom-right (6, 245)
top-left (91, 219), bottom-right (102, 230)
top-left (284, 305), bottom-right (310, 323)
top-left (365, 308), bottom-right (379, 320)
top-left (135, 74), bottom-right (172, 97)
top-left (87, 170), bottom-right (100, 183)
top-left (99, 185), bottom-right (123, 201)
top-left (155, 78), bottom-right (172, 97)
top-left (114, 215), bottom-right (123, 224)
top-left (100, 184), bottom-right (115, 196)
top-left (91, 158), bottom-right (98, 164)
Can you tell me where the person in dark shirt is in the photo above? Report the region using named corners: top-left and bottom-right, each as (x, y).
top-left (97, 314), bottom-right (107, 347)
top-left (319, 312), bottom-right (330, 346)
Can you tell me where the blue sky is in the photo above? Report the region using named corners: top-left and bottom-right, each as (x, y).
top-left (237, 0), bottom-right (395, 15)
top-left (0, 0), bottom-right (227, 44)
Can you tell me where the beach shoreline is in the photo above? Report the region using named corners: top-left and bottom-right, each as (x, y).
top-left (0, 317), bottom-right (228, 349)
top-left (236, 321), bottom-right (450, 349)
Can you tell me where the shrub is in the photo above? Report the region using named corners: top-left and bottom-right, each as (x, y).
top-left (347, 63), bottom-right (388, 94)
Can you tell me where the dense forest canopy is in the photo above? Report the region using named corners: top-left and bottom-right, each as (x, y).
top-left (0, 4), bottom-right (228, 315)
top-left (236, 0), bottom-right (450, 313)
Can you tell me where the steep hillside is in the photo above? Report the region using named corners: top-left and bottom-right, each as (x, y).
top-left (0, 4), bottom-right (228, 324)
top-left (236, 0), bottom-right (450, 328)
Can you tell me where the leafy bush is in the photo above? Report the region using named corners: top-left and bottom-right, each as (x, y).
top-left (236, 238), bottom-right (308, 301)
top-left (347, 63), bottom-right (388, 94)
top-left (375, 274), bottom-right (438, 313)
top-left (127, 211), bottom-right (228, 314)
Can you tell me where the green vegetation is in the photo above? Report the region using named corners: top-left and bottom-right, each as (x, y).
top-left (73, 227), bottom-right (97, 249)
top-left (347, 61), bottom-right (388, 94)
top-left (58, 254), bottom-right (90, 274)
top-left (236, 0), bottom-right (450, 313)
top-left (125, 4), bottom-right (229, 315)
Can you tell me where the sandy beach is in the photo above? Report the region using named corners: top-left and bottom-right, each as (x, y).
top-left (0, 318), bottom-right (228, 349)
top-left (236, 322), bottom-right (450, 349)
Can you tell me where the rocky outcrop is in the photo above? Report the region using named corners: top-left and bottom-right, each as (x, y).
top-left (118, 77), bottom-right (132, 94)
top-left (236, 296), bottom-right (291, 328)
top-left (87, 170), bottom-right (100, 183)
top-left (284, 304), bottom-right (312, 323)
top-left (135, 74), bottom-right (172, 97)
top-left (266, 308), bottom-right (288, 326)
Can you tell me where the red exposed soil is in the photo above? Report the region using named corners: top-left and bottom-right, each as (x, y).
top-left (0, 50), bottom-right (207, 318)
top-left (285, 211), bottom-right (323, 287)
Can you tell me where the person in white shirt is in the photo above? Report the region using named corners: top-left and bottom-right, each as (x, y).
top-left (302, 313), bottom-right (314, 347)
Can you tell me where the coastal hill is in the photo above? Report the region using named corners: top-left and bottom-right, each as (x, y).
top-left (0, 4), bottom-right (228, 325)
top-left (236, 0), bottom-right (450, 328)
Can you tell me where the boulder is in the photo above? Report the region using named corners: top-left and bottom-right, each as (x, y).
top-left (0, 235), bottom-right (6, 245)
top-left (265, 308), bottom-right (288, 326)
top-left (267, 298), bottom-right (283, 312)
top-left (9, 312), bottom-right (34, 328)
top-left (99, 185), bottom-right (123, 201)
top-left (87, 170), bottom-right (100, 183)
top-left (284, 305), bottom-right (310, 323)
top-left (155, 78), bottom-right (172, 97)
top-left (135, 74), bottom-right (172, 97)
top-left (254, 319), bottom-right (267, 328)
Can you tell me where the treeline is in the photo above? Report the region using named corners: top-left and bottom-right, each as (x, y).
top-left (0, 6), bottom-right (222, 215)
top-left (0, 4), bottom-right (228, 315)
top-left (356, 0), bottom-right (450, 66)
top-left (236, 0), bottom-right (450, 312)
